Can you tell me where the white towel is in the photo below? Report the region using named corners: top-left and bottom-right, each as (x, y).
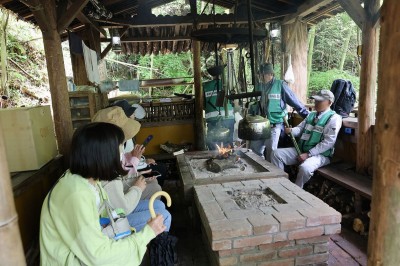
top-left (82, 41), bottom-right (100, 84)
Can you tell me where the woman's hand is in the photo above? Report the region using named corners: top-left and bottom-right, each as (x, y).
top-left (138, 169), bottom-right (151, 175)
top-left (133, 176), bottom-right (147, 191)
top-left (146, 158), bottom-right (156, 165)
top-left (145, 176), bottom-right (157, 182)
top-left (148, 214), bottom-right (166, 236)
top-left (131, 144), bottom-right (145, 159)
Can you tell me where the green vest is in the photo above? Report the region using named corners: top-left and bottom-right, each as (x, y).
top-left (266, 79), bottom-right (286, 124)
top-left (203, 80), bottom-right (233, 122)
top-left (299, 110), bottom-right (336, 157)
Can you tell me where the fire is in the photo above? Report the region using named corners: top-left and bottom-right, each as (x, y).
top-left (215, 143), bottom-right (233, 159)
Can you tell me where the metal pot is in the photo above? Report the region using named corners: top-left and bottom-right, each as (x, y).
top-left (207, 122), bottom-right (230, 142)
top-left (238, 114), bottom-right (271, 140)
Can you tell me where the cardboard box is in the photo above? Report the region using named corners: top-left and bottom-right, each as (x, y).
top-left (0, 105), bottom-right (58, 172)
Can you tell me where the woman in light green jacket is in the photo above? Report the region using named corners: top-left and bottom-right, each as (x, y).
top-left (39, 122), bottom-right (166, 265)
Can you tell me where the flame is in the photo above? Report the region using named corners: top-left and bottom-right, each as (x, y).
top-left (215, 143), bottom-right (233, 156)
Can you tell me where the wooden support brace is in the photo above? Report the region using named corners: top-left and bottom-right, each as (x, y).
top-left (283, 0), bottom-right (332, 25)
top-left (336, 0), bottom-right (366, 29)
top-left (57, 0), bottom-right (90, 33)
top-left (101, 43), bottom-right (112, 59)
top-left (76, 12), bottom-right (107, 37)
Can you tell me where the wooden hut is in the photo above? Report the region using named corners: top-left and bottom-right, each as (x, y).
top-left (0, 0), bottom-right (398, 265)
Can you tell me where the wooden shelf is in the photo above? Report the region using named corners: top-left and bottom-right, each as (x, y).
top-left (70, 105), bottom-right (90, 109)
top-left (71, 118), bottom-right (91, 122)
top-left (68, 91), bottom-right (109, 129)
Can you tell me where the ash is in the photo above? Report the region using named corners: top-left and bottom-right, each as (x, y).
top-left (229, 189), bottom-right (284, 209)
top-left (189, 157), bottom-right (260, 179)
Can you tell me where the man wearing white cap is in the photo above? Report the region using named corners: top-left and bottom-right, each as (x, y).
top-left (271, 89), bottom-right (342, 188)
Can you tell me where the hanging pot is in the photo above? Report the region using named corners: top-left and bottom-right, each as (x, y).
top-left (207, 120), bottom-right (230, 142)
top-left (238, 113), bottom-right (271, 140)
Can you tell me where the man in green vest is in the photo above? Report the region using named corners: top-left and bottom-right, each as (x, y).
top-left (249, 63), bottom-right (309, 161)
top-left (271, 90), bottom-right (342, 188)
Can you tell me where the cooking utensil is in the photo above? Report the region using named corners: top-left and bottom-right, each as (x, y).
top-left (283, 117), bottom-right (301, 155)
top-left (238, 110), bottom-right (271, 140)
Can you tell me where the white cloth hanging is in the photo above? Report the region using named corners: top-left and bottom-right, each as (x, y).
top-left (82, 41), bottom-right (100, 84)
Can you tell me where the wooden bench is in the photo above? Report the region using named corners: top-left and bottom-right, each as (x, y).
top-left (315, 163), bottom-right (372, 213)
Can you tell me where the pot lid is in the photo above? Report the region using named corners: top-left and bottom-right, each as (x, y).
top-left (244, 115), bottom-right (269, 123)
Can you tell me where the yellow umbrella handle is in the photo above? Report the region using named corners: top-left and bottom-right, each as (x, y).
top-left (149, 191), bottom-right (172, 219)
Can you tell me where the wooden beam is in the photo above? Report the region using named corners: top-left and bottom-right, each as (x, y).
top-left (120, 26), bottom-right (130, 38)
top-left (304, 3), bottom-right (341, 23)
top-left (277, 0), bottom-right (296, 5)
top-left (100, 36), bottom-right (191, 43)
top-left (21, 0), bottom-right (52, 34)
top-left (86, 24), bottom-right (101, 55)
top-left (192, 40), bottom-right (206, 151)
top-left (57, 0), bottom-right (89, 33)
top-left (100, 43), bottom-right (112, 59)
top-left (283, 0), bottom-right (333, 25)
top-left (372, 6), bottom-right (381, 28)
top-left (0, 129), bottom-right (26, 266)
top-left (75, 12), bottom-right (107, 37)
top-left (336, 0), bottom-right (366, 29)
top-left (56, 0), bottom-right (68, 22)
top-left (30, 0), bottom-right (73, 155)
top-left (356, 0), bottom-right (379, 175)
top-left (96, 12), bottom-right (290, 28)
top-left (0, 0), bottom-right (13, 4)
top-left (368, 0), bottom-right (400, 265)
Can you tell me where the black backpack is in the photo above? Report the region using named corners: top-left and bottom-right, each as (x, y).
top-left (330, 79), bottom-right (357, 118)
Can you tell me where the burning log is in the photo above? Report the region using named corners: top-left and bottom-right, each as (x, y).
top-left (205, 157), bottom-right (243, 173)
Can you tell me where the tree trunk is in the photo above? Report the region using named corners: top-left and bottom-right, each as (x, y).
top-left (356, 0), bottom-right (380, 174)
top-left (338, 28), bottom-right (352, 71)
top-left (368, 0), bottom-right (400, 264)
top-left (0, 10), bottom-right (9, 96)
top-left (192, 40), bottom-right (206, 151)
top-left (281, 22), bottom-right (308, 103)
top-left (307, 25), bottom-right (316, 88)
top-left (0, 129), bottom-right (26, 265)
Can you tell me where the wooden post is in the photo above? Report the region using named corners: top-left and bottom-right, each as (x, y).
top-left (192, 40), bottom-right (206, 151)
top-left (368, 0), bottom-right (400, 264)
top-left (281, 22), bottom-right (308, 103)
top-left (30, 0), bottom-right (73, 155)
top-left (70, 53), bottom-right (90, 85)
top-left (0, 130), bottom-right (25, 265)
top-left (356, 0), bottom-right (379, 174)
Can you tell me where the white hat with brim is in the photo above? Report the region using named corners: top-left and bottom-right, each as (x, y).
top-left (92, 106), bottom-right (141, 141)
top-left (310, 89), bottom-right (335, 102)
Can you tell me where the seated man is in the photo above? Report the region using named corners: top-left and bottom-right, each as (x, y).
top-left (271, 90), bottom-right (342, 188)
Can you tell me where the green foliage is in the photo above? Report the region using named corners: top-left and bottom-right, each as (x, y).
top-left (308, 68), bottom-right (359, 97)
top-left (312, 13), bottom-right (359, 75)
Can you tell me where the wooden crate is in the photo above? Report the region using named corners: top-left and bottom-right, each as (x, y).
top-left (0, 105), bottom-right (58, 172)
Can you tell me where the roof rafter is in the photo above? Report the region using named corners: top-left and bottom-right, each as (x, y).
top-left (283, 0), bottom-right (333, 24)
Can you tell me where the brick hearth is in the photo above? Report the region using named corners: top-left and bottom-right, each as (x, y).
top-left (177, 149), bottom-right (287, 202)
top-left (194, 178), bottom-right (342, 266)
